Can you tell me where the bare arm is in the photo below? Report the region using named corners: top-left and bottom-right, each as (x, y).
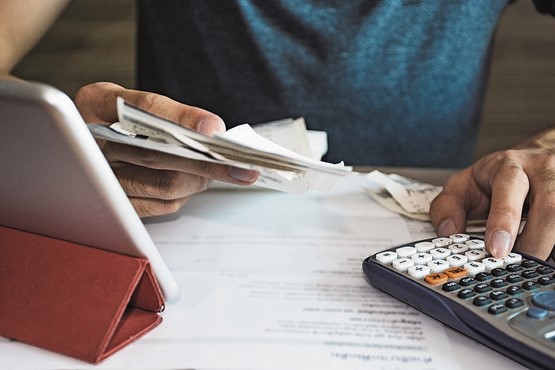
top-left (0, 0), bottom-right (71, 77)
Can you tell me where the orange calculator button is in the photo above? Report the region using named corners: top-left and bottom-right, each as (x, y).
top-left (424, 273), bottom-right (448, 285)
top-left (444, 267), bottom-right (468, 279)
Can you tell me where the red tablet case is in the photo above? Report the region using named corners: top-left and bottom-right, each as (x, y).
top-left (0, 225), bottom-right (165, 363)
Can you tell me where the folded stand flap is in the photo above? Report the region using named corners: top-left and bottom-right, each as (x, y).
top-left (0, 225), bottom-right (165, 363)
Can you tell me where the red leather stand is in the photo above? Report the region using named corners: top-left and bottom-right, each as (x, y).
top-left (0, 225), bottom-right (165, 363)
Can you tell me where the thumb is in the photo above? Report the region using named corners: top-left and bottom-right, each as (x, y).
top-left (430, 191), bottom-right (468, 237)
top-left (429, 170), bottom-right (474, 237)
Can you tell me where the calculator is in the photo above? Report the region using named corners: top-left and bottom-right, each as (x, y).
top-left (362, 234), bottom-right (555, 370)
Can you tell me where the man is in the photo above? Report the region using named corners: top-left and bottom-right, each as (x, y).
top-left (1, 0), bottom-right (554, 260)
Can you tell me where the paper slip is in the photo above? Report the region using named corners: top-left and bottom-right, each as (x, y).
top-left (362, 171), bottom-right (527, 234)
top-left (362, 170), bottom-right (443, 221)
top-left (88, 98), bottom-right (352, 193)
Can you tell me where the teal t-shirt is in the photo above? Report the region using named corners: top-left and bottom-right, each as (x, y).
top-left (136, 0), bottom-right (553, 167)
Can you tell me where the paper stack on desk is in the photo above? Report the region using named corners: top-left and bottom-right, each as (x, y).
top-left (88, 98), bottom-right (352, 193)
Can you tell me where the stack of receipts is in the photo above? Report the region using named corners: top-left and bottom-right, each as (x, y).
top-left (88, 98), bottom-right (352, 193)
top-left (362, 170), bottom-right (442, 221)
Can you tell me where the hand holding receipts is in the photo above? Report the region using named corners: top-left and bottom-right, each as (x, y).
top-left (88, 98), bottom-right (352, 194)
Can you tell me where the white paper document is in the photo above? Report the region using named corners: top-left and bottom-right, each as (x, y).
top-left (0, 174), bottom-right (524, 369)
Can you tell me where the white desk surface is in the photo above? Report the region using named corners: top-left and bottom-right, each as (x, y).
top-left (1, 168), bottom-right (531, 370)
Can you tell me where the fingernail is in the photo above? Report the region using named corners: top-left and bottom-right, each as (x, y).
top-left (437, 218), bottom-right (457, 237)
top-left (198, 118), bottom-right (225, 135)
top-left (229, 167), bottom-right (258, 183)
top-left (490, 230), bottom-right (512, 257)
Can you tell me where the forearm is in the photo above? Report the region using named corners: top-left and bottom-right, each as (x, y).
top-left (0, 0), bottom-right (71, 74)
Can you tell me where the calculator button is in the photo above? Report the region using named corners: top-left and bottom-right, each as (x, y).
top-left (538, 276), bottom-right (555, 286)
top-left (396, 246), bottom-right (417, 258)
top-left (411, 253), bottom-right (433, 265)
top-left (505, 298), bottom-right (524, 309)
top-left (465, 250), bottom-right (487, 261)
top-left (527, 307), bottom-right (548, 319)
top-left (506, 274), bottom-right (524, 284)
top-left (448, 243), bottom-right (469, 254)
top-left (446, 254), bottom-right (468, 267)
top-left (473, 296), bottom-right (492, 307)
top-left (482, 257), bottom-right (504, 272)
top-left (522, 281), bottom-right (541, 291)
top-left (474, 283), bottom-right (493, 293)
top-left (488, 303), bottom-right (508, 315)
top-left (459, 277), bottom-right (477, 287)
top-left (449, 233), bottom-right (470, 243)
top-left (430, 248), bottom-right (451, 259)
top-left (503, 253), bottom-right (522, 265)
top-left (376, 251), bottom-right (398, 263)
top-left (442, 281), bottom-right (461, 292)
top-left (414, 241), bottom-right (435, 252)
top-left (521, 260), bottom-right (539, 269)
top-left (424, 272), bottom-right (448, 285)
top-left (432, 237), bottom-right (452, 247)
top-left (490, 290), bottom-right (508, 301)
top-left (490, 268), bottom-right (508, 277)
top-left (490, 278), bottom-right (509, 289)
top-left (457, 288), bottom-right (476, 299)
top-left (465, 239), bottom-right (485, 249)
top-left (522, 270), bottom-right (540, 279)
top-left (407, 265), bottom-right (431, 279)
top-left (444, 267), bottom-right (467, 279)
top-left (464, 261), bottom-right (486, 276)
top-left (507, 286), bottom-right (525, 296)
top-left (536, 265), bottom-right (554, 275)
top-left (531, 291), bottom-right (555, 311)
top-left (475, 272), bottom-right (492, 282)
top-left (427, 260), bottom-right (450, 273)
top-left (392, 258), bottom-right (414, 271)
top-left (506, 264), bottom-right (524, 273)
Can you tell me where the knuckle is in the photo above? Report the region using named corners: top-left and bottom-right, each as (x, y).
top-left (534, 195), bottom-right (555, 220)
top-left (132, 198), bottom-right (189, 218)
top-left (175, 108), bottom-right (198, 129)
top-left (138, 148), bottom-right (166, 166)
top-left (154, 171), bottom-right (209, 199)
top-left (492, 150), bottom-right (528, 184)
top-left (539, 167), bottom-right (555, 186)
top-left (75, 82), bottom-right (109, 103)
top-left (163, 198), bottom-right (190, 214)
top-left (133, 201), bottom-right (155, 218)
top-left (74, 85), bottom-right (92, 107)
top-left (136, 92), bottom-right (166, 114)
top-left (491, 204), bottom-right (522, 224)
top-left (155, 171), bottom-right (184, 199)
top-left (536, 154), bottom-right (555, 185)
top-left (191, 160), bottom-right (220, 177)
top-left (121, 173), bottom-right (149, 197)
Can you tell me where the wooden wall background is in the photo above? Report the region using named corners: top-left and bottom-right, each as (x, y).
top-left (13, 0), bottom-right (555, 162)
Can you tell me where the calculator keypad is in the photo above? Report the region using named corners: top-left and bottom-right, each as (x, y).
top-left (365, 234), bottom-right (555, 366)
top-left (374, 234), bottom-right (555, 318)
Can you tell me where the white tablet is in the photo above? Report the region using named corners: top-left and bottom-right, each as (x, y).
top-left (0, 80), bottom-right (179, 302)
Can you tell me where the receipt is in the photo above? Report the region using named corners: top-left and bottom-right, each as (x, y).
top-left (362, 170), bottom-right (443, 221)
